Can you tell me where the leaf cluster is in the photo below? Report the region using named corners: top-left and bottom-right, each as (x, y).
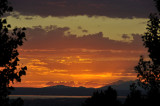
top-left (0, 0), bottom-right (13, 16)
top-left (135, 13), bottom-right (160, 90)
top-left (0, 0), bottom-right (27, 105)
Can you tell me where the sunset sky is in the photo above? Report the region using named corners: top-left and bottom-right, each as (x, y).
top-left (7, 0), bottom-right (157, 88)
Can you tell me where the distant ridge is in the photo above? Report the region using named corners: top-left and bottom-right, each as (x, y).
top-left (11, 80), bottom-right (145, 96)
top-left (46, 85), bottom-right (87, 89)
top-left (100, 80), bottom-right (135, 90)
top-left (12, 85), bottom-right (95, 96)
top-left (46, 85), bottom-right (71, 88)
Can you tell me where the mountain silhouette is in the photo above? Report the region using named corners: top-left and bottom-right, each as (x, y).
top-left (99, 80), bottom-right (146, 96)
top-left (11, 80), bottom-right (145, 96)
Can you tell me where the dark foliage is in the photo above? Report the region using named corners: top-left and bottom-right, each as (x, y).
top-left (133, 0), bottom-right (160, 106)
top-left (154, 0), bottom-right (160, 13)
top-left (134, 0), bottom-right (160, 90)
top-left (124, 83), bottom-right (145, 106)
top-left (134, 12), bottom-right (160, 91)
top-left (146, 88), bottom-right (160, 106)
top-left (0, 0), bottom-right (12, 17)
top-left (0, 0), bottom-right (27, 106)
top-left (82, 86), bottom-right (121, 106)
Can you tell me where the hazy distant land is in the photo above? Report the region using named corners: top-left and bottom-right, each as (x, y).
top-left (12, 80), bottom-right (139, 96)
top-left (10, 80), bottom-right (145, 106)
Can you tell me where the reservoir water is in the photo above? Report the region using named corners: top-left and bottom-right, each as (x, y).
top-left (9, 95), bottom-right (91, 99)
top-left (9, 95), bottom-right (126, 99)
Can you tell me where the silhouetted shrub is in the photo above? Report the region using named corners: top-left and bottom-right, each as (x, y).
top-left (82, 86), bottom-right (121, 106)
top-left (124, 83), bottom-right (146, 106)
top-left (132, 0), bottom-right (160, 106)
top-left (0, 0), bottom-right (27, 106)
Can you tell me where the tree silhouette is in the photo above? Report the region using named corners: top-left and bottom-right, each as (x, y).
top-left (0, 0), bottom-right (13, 17)
top-left (134, 7), bottom-right (160, 91)
top-left (124, 83), bottom-right (145, 106)
top-left (82, 86), bottom-right (121, 106)
top-left (0, 0), bottom-right (27, 106)
top-left (154, 0), bottom-right (160, 13)
top-left (133, 0), bottom-right (160, 105)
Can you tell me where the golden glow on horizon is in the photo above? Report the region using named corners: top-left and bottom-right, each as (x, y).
top-left (70, 73), bottom-right (113, 79)
top-left (15, 46), bottom-right (143, 87)
top-left (12, 72), bottom-right (137, 88)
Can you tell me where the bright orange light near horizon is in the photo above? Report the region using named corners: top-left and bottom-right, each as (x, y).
top-left (70, 73), bottom-right (113, 79)
top-left (16, 48), bottom-right (139, 88)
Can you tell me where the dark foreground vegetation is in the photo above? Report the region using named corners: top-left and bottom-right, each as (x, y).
top-left (0, 0), bottom-right (27, 106)
top-left (83, 84), bottom-right (160, 106)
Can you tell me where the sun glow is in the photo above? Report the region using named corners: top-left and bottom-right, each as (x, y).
top-left (70, 73), bottom-right (113, 79)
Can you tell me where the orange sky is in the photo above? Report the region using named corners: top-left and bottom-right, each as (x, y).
top-left (14, 41), bottom-right (148, 88)
top-left (5, 0), bottom-right (156, 88)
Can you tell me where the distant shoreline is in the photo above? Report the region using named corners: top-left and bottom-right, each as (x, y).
top-left (9, 95), bottom-right (91, 100)
top-left (9, 95), bottom-right (126, 100)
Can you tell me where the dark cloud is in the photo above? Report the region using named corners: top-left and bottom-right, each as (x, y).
top-left (11, 0), bottom-right (156, 18)
top-left (23, 26), bottom-right (145, 51)
top-left (77, 26), bottom-right (88, 33)
top-left (25, 17), bottom-right (34, 20)
top-left (122, 34), bottom-right (130, 40)
top-left (82, 29), bottom-right (88, 33)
